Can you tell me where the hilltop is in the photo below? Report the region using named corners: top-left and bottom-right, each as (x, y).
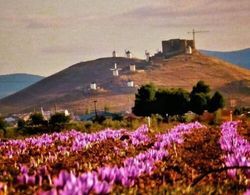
top-left (0, 73), bottom-right (44, 99)
top-left (0, 52), bottom-right (249, 115)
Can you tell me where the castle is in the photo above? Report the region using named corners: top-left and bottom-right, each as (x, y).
top-left (162, 39), bottom-right (195, 58)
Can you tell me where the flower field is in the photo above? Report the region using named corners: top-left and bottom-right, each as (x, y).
top-left (0, 121), bottom-right (249, 194)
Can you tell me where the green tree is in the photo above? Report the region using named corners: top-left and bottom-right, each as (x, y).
top-left (154, 88), bottom-right (190, 116)
top-left (132, 84), bottom-right (156, 116)
top-left (191, 80), bottom-right (211, 95)
top-left (190, 93), bottom-right (208, 115)
top-left (171, 88), bottom-right (190, 115)
top-left (29, 113), bottom-right (45, 126)
top-left (49, 112), bottom-right (70, 130)
top-left (208, 91), bottom-right (225, 113)
top-left (17, 119), bottom-right (26, 130)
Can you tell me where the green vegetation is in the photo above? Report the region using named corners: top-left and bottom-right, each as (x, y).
top-left (208, 91), bottom-right (225, 113)
top-left (0, 116), bottom-right (7, 135)
top-left (49, 112), bottom-right (70, 130)
top-left (133, 80), bottom-right (225, 117)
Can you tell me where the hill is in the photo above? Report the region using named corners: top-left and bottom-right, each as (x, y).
top-left (0, 74), bottom-right (44, 99)
top-left (200, 48), bottom-right (250, 69)
top-left (0, 52), bottom-right (249, 115)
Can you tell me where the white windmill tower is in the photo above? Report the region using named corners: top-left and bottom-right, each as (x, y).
top-left (127, 80), bottom-right (134, 87)
top-left (129, 64), bottom-right (136, 72)
top-left (112, 50), bottom-right (117, 57)
top-left (90, 82), bottom-right (97, 90)
top-left (110, 63), bottom-right (122, 76)
top-left (125, 50), bottom-right (132, 58)
top-left (145, 50), bottom-right (150, 62)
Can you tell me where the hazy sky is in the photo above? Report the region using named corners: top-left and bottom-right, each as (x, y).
top-left (0, 0), bottom-right (249, 76)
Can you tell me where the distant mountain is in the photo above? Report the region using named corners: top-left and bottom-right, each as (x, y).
top-left (200, 48), bottom-right (250, 69)
top-left (0, 51), bottom-right (250, 115)
top-left (0, 73), bottom-right (44, 99)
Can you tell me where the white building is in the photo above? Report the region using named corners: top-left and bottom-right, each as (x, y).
top-left (127, 80), bottom-right (134, 87)
top-left (130, 64), bottom-right (136, 72)
top-left (90, 82), bottom-right (97, 90)
top-left (64, 110), bottom-right (70, 116)
top-left (186, 46), bottom-right (192, 54)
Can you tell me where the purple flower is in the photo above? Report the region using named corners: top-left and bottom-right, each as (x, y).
top-left (94, 181), bottom-right (112, 194)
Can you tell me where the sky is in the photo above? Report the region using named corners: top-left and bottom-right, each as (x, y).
top-left (0, 0), bottom-right (249, 76)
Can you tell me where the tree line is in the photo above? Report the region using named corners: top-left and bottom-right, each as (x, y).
top-left (132, 81), bottom-right (225, 117)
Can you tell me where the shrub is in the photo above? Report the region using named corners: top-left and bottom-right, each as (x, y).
top-left (29, 113), bottom-right (46, 126)
top-left (190, 93), bottom-right (208, 115)
top-left (208, 91), bottom-right (225, 113)
top-left (191, 80), bottom-right (211, 95)
top-left (17, 119), bottom-right (26, 130)
top-left (49, 112), bottom-right (70, 131)
top-left (0, 116), bottom-right (7, 136)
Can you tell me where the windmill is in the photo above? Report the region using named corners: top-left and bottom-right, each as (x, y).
top-left (112, 50), bottom-right (116, 57)
top-left (110, 63), bottom-right (122, 76)
top-left (90, 82), bottom-right (97, 90)
top-left (187, 29), bottom-right (209, 48)
top-left (125, 49), bottom-right (132, 58)
top-left (129, 64), bottom-right (136, 72)
top-left (145, 50), bottom-right (150, 62)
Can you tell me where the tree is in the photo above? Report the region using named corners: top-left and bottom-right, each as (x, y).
top-left (190, 93), bottom-right (208, 115)
top-left (171, 88), bottom-right (190, 115)
top-left (191, 80), bottom-right (211, 95)
top-left (49, 112), bottom-right (70, 130)
top-left (154, 88), bottom-right (190, 116)
top-left (132, 84), bottom-right (156, 116)
top-left (0, 117), bottom-right (7, 135)
top-left (208, 91), bottom-right (225, 113)
top-left (17, 119), bottom-right (26, 130)
top-left (29, 113), bottom-right (45, 126)
top-left (136, 84), bottom-right (156, 102)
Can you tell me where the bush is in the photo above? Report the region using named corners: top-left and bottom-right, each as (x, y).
top-left (132, 84), bottom-right (157, 116)
top-left (133, 81), bottom-right (222, 117)
top-left (17, 119), bottom-right (26, 130)
top-left (29, 113), bottom-right (46, 126)
top-left (65, 121), bottom-right (85, 131)
top-left (133, 85), bottom-right (190, 117)
top-left (190, 93), bottom-right (208, 115)
top-left (0, 117), bottom-right (7, 136)
top-left (49, 113), bottom-right (70, 131)
top-left (208, 91), bottom-right (225, 113)
top-left (233, 107), bottom-right (250, 116)
top-left (191, 80), bottom-right (211, 95)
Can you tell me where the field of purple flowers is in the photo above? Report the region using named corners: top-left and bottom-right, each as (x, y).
top-left (0, 121), bottom-right (249, 194)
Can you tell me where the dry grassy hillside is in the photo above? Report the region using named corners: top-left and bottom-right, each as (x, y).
top-left (0, 52), bottom-right (249, 115)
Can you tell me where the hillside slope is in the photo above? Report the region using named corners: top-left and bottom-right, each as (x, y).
top-left (200, 48), bottom-right (250, 69)
top-left (0, 74), bottom-right (44, 99)
top-left (0, 52), bottom-right (249, 115)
